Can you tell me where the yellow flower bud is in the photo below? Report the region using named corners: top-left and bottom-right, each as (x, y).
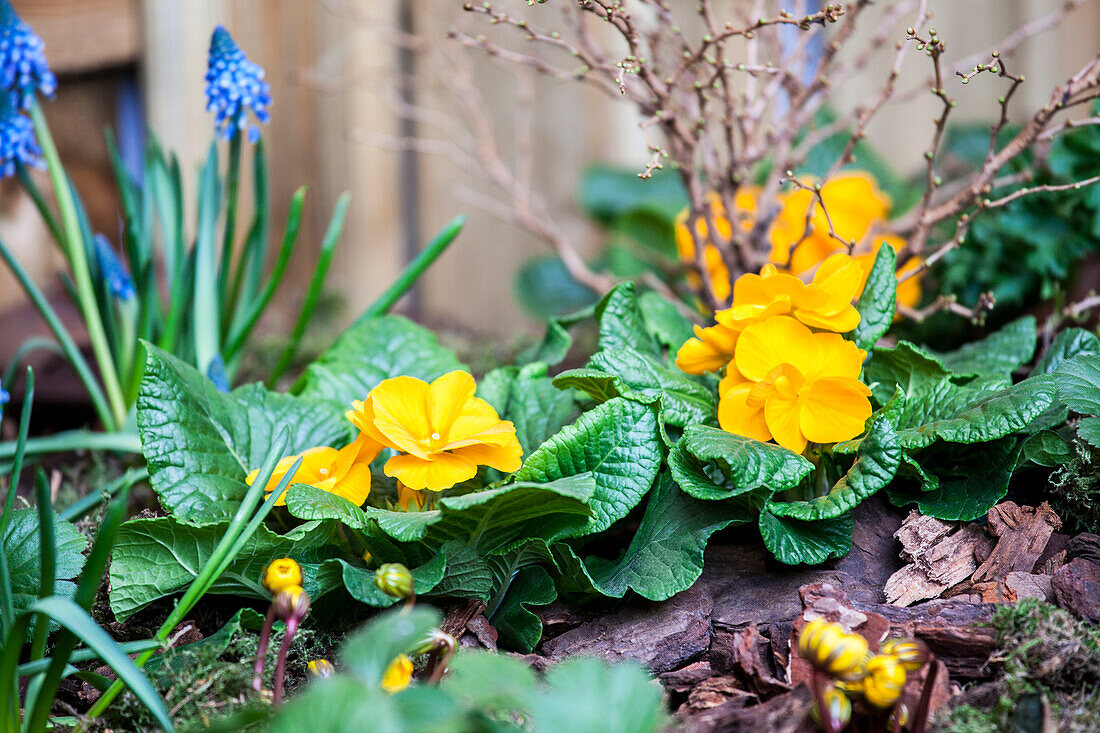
top-left (863, 654), bottom-right (907, 708)
top-left (362, 550), bottom-right (372, 565)
top-left (307, 659), bottom-right (334, 678)
top-left (263, 558), bottom-right (302, 595)
top-left (811, 684), bottom-right (852, 731)
top-left (381, 654), bottom-right (413, 693)
top-left (272, 584), bottom-right (311, 622)
top-left (881, 637), bottom-right (929, 672)
top-left (375, 563), bottom-right (414, 599)
top-left (889, 703), bottom-right (911, 729)
top-left (797, 618), bottom-right (870, 679)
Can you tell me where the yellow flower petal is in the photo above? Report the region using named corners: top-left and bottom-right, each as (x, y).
top-left (427, 371), bottom-right (477, 440)
top-left (794, 305), bottom-right (861, 333)
top-left (369, 376), bottom-right (434, 458)
top-left (381, 655), bottom-right (413, 693)
top-left (734, 316), bottom-right (817, 381)
top-left (675, 323), bottom-right (740, 375)
top-left (451, 441), bottom-right (523, 473)
top-left (718, 382), bottom-right (771, 442)
top-left (762, 393), bottom-right (806, 453)
top-left (346, 398), bottom-right (395, 448)
top-left (805, 332), bottom-right (867, 382)
top-left (384, 452), bottom-right (478, 492)
top-left (799, 377), bottom-right (873, 444)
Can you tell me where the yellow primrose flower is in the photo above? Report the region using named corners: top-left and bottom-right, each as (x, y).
top-left (246, 433), bottom-right (381, 507)
top-left (262, 558), bottom-right (302, 595)
top-left (880, 637), bottom-right (930, 672)
top-left (674, 321), bottom-right (741, 375)
top-left (862, 654), bottom-right (907, 708)
top-left (346, 371), bottom-right (522, 492)
top-left (675, 190), bottom-right (758, 302)
top-left (811, 683), bottom-right (853, 731)
top-left (307, 659), bottom-right (334, 678)
top-left (719, 316), bottom-right (872, 453)
top-left (382, 655), bottom-right (413, 693)
top-left (797, 618), bottom-right (870, 679)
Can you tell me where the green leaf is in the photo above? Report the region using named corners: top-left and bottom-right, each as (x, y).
top-left (2, 508), bottom-right (87, 631)
top-left (669, 425), bottom-right (813, 500)
top-left (514, 256), bottom-right (600, 319)
top-left (323, 552), bottom-right (446, 607)
top-left (865, 341), bottom-right (955, 407)
top-left (529, 657), bottom-right (668, 733)
top-left (339, 605), bottom-right (442, 687)
top-left (552, 368), bottom-right (631, 403)
top-left (887, 438), bottom-right (1024, 521)
top-left (595, 282), bottom-right (661, 357)
top-left (517, 304), bottom-right (595, 368)
top-left (137, 345), bottom-right (350, 524)
top-left (1054, 353), bottom-right (1100, 415)
top-left (853, 243), bottom-right (896, 350)
top-left (490, 564), bottom-right (557, 652)
top-left (588, 348), bottom-right (716, 426)
top-left (638, 291), bottom-right (695, 351)
top-left (578, 164), bottom-right (687, 223)
top-left (145, 607), bottom-right (264, 674)
top-left (108, 517), bottom-right (342, 621)
top-left (1021, 429), bottom-right (1073, 467)
top-left (429, 541), bottom-right (494, 602)
top-left (1078, 417), bottom-right (1100, 448)
top-left (297, 315), bottom-right (466, 405)
top-left (932, 316), bottom-right (1037, 378)
top-left (515, 397), bottom-right (662, 536)
top-left (440, 649), bottom-right (538, 710)
top-left (478, 363), bottom-right (579, 458)
top-left (561, 473), bottom-right (754, 601)
top-left (1033, 328), bottom-right (1100, 375)
top-left (758, 510), bottom-right (853, 565)
top-left (894, 375), bottom-right (1058, 450)
top-left (768, 413), bottom-right (902, 521)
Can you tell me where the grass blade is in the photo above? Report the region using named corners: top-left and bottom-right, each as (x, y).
top-left (223, 187), bottom-right (306, 361)
top-left (218, 134), bottom-right (243, 306)
top-left (227, 138), bottom-right (269, 328)
top-left (267, 192), bottom-right (350, 386)
top-left (0, 369), bottom-right (33, 640)
top-left (193, 142), bottom-right (222, 379)
top-left (17, 640), bottom-right (163, 677)
top-left (25, 597), bottom-right (174, 732)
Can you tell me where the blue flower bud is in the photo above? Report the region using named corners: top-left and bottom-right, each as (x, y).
top-left (0, 379), bottom-right (9, 419)
top-left (204, 26), bottom-right (271, 143)
top-left (0, 0), bottom-right (56, 109)
top-left (206, 354), bottom-right (229, 392)
top-left (92, 234), bottom-right (135, 301)
top-left (0, 91), bottom-right (40, 178)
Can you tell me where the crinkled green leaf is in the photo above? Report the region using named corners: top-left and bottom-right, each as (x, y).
top-left (287, 476), bottom-right (594, 553)
top-left (933, 316), bottom-right (1037, 377)
top-left (516, 397), bottom-right (661, 536)
top-left (478, 363), bottom-right (579, 458)
top-left (588, 348), bottom-right (716, 426)
top-left (1022, 429), bottom-right (1073, 467)
top-left (853, 243), bottom-right (896, 350)
top-left (3, 508), bottom-right (87, 628)
top-left (490, 564), bottom-right (557, 653)
top-left (1054, 353), bottom-right (1100, 415)
top-left (320, 552), bottom-right (445, 608)
top-left (555, 473), bottom-right (754, 601)
top-left (517, 305), bottom-right (595, 368)
top-left (595, 282), bottom-right (661, 357)
top-left (440, 650), bottom-right (538, 710)
top-left (865, 341), bottom-right (957, 407)
top-left (515, 255), bottom-right (600, 319)
top-left (108, 517), bottom-right (341, 621)
top-left (768, 413), bottom-right (901, 521)
top-left (638, 290), bottom-right (695, 351)
top-left (1077, 417), bottom-right (1100, 449)
top-left (887, 438), bottom-right (1024, 521)
top-left (552, 368), bottom-right (630, 403)
top-left (896, 375), bottom-right (1057, 449)
top-left (669, 425), bottom-right (813, 500)
top-left (428, 541), bottom-right (494, 602)
top-left (297, 315), bottom-right (466, 405)
top-left (339, 605), bottom-right (443, 686)
top-left (758, 510), bottom-right (853, 566)
top-left (137, 345), bottom-right (350, 525)
top-left (1033, 328), bottom-right (1100, 375)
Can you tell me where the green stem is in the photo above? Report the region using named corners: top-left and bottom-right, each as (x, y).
top-left (0, 430), bottom-right (141, 461)
top-left (16, 163), bottom-right (64, 249)
top-left (31, 102), bottom-right (127, 428)
top-left (219, 134), bottom-right (242, 328)
top-left (0, 239), bottom-right (116, 431)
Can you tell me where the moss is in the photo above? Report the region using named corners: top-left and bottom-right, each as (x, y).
top-left (1048, 438), bottom-right (1100, 534)
top-left (938, 599), bottom-right (1100, 732)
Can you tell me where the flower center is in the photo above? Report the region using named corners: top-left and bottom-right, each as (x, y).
top-left (746, 363), bottom-right (805, 407)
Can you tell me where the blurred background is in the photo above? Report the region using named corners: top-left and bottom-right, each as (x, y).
top-left (2, 0), bottom-right (1098, 363)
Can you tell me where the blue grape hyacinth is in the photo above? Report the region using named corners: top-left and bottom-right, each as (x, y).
top-left (205, 26), bottom-right (271, 144)
top-left (93, 234), bottom-right (135, 301)
top-left (0, 378), bottom-right (9, 419)
top-left (0, 91), bottom-right (41, 177)
top-left (0, 0), bottom-right (57, 109)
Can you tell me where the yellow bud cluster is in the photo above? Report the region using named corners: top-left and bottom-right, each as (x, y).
top-left (798, 618), bottom-right (870, 679)
top-left (262, 558), bottom-right (302, 595)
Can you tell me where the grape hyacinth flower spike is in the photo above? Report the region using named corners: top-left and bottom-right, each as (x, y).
top-left (205, 25), bottom-right (271, 143)
top-left (0, 379), bottom-right (9, 420)
top-left (0, 90), bottom-right (40, 178)
top-left (0, 0), bottom-right (56, 109)
top-left (92, 234), bottom-right (135, 301)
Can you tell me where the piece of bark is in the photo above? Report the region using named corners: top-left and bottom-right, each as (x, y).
top-left (790, 584), bottom-right (892, 690)
top-left (682, 684), bottom-right (814, 733)
top-left (1004, 571), bottom-right (1053, 601)
top-left (727, 625), bottom-right (791, 699)
top-left (1051, 558), bottom-right (1100, 622)
top-left (945, 580), bottom-right (1013, 604)
top-left (832, 495), bottom-right (907, 594)
top-left (539, 582), bottom-right (712, 674)
top-left (1065, 532), bottom-right (1100, 564)
top-left (972, 502), bottom-right (1061, 582)
top-left (440, 599), bottom-right (484, 638)
top-left (660, 661), bottom-right (717, 694)
top-left (885, 513), bottom-right (991, 606)
top-left (678, 675), bottom-right (757, 714)
top-left (465, 614), bottom-right (499, 650)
